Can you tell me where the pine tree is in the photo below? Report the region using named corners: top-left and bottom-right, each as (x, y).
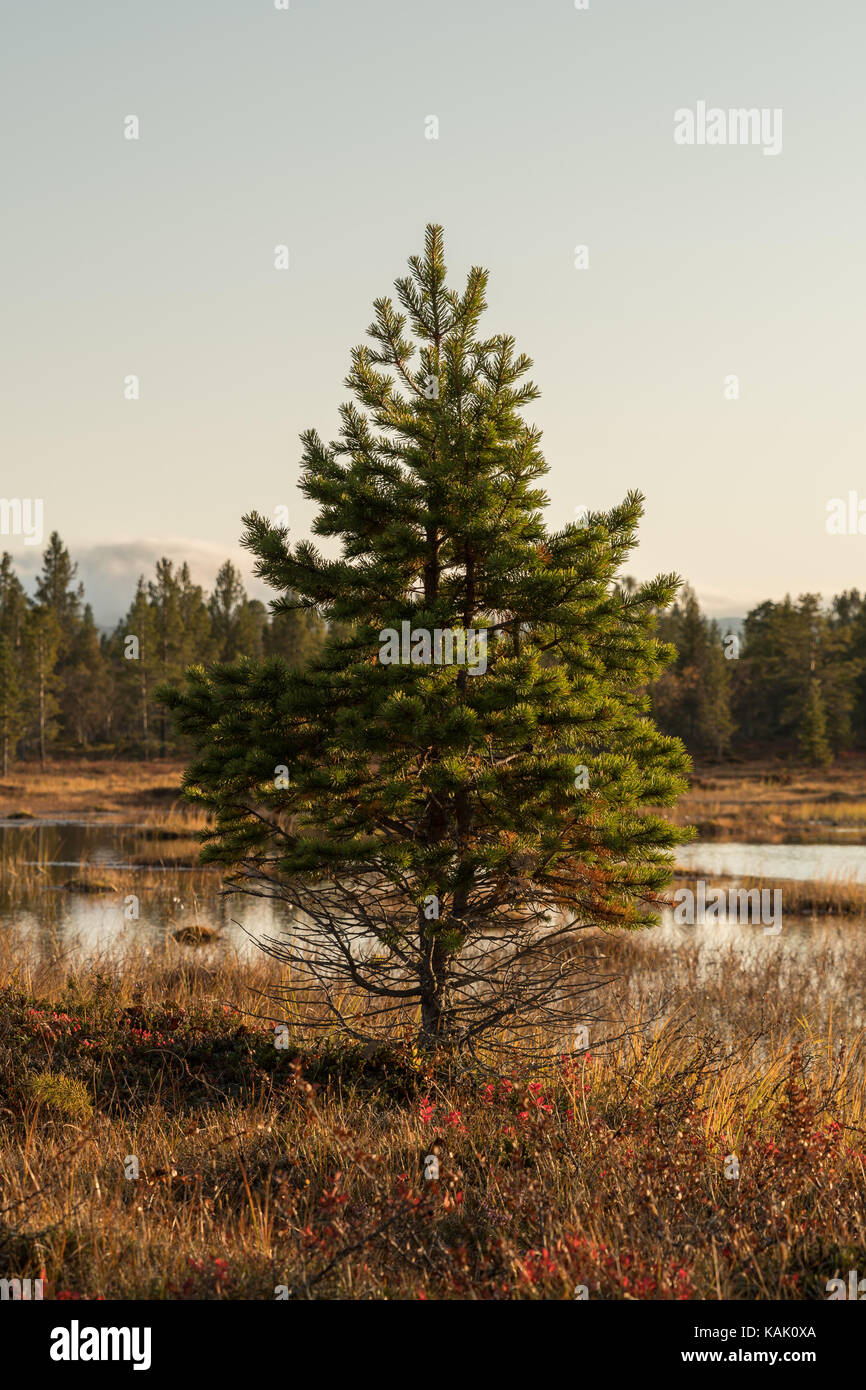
top-left (242, 599), bottom-right (269, 661)
top-left (23, 607), bottom-right (61, 767)
top-left (208, 560), bottom-right (266, 662)
top-left (798, 678), bottom-right (832, 767)
top-left (846, 591), bottom-right (866, 742)
top-left (0, 554), bottom-right (30, 771)
top-left (148, 560), bottom-right (210, 754)
top-left (262, 603), bottom-right (326, 667)
top-left (734, 594), bottom-right (857, 755)
top-left (34, 532), bottom-right (83, 655)
top-left (177, 564), bottom-right (212, 668)
top-left (61, 605), bottom-right (108, 749)
top-left (0, 634), bottom-right (27, 775)
top-left (651, 588), bottom-right (733, 758)
top-left (0, 552), bottom-right (29, 649)
top-left (162, 225), bottom-right (691, 1051)
top-left (700, 621), bottom-right (735, 757)
top-left (31, 533), bottom-right (88, 751)
top-left (112, 578), bottom-right (157, 754)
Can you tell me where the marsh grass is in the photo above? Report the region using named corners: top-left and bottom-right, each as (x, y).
top-left (2, 758), bottom-right (865, 1297)
top-left (668, 872), bottom-right (866, 917)
top-left (1, 920), bottom-right (864, 1301)
top-left (670, 760), bottom-right (866, 844)
top-left (0, 759), bottom-right (208, 827)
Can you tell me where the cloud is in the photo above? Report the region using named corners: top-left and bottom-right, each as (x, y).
top-left (10, 537), bottom-right (273, 629)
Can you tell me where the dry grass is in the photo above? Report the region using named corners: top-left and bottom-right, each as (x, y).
top-left (0, 759), bottom-right (204, 826)
top-left (668, 757), bottom-right (866, 844)
top-left (2, 757), bottom-right (865, 1298)
top-left (1, 925), bottom-right (864, 1301)
top-left (668, 873), bottom-right (866, 917)
top-left (6, 755), bottom-right (866, 846)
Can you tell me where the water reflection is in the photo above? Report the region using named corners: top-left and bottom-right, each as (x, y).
top-left (1, 823), bottom-right (864, 974)
top-left (675, 840), bottom-right (866, 884)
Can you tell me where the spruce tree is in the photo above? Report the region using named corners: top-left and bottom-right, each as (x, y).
top-left (162, 225), bottom-right (691, 1052)
top-left (0, 553), bottom-right (29, 649)
top-left (652, 588), bottom-right (734, 758)
top-left (61, 605), bottom-right (108, 749)
top-left (1, 555), bottom-right (34, 767)
top-left (149, 560), bottom-right (210, 753)
top-left (262, 603), bottom-right (326, 668)
top-left (113, 578), bottom-right (157, 754)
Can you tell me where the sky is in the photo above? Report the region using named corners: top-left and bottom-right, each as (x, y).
top-left (2, 0), bottom-right (865, 626)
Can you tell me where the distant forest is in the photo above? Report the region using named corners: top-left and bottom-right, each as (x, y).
top-left (0, 534), bottom-right (326, 770)
top-left (650, 584), bottom-right (866, 767)
top-left (1, 532), bottom-right (864, 770)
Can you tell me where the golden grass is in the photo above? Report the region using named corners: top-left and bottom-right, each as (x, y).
top-left (6, 755), bottom-right (866, 846)
top-left (1, 921), bottom-right (864, 1300)
top-left (669, 872), bottom-right (866, 917)
top-left (0, 759), bottom-right (205, 825)
top-left (664, 757), bottom-right (866, 843)
top-left (2, 757), bottom-right (866, 1298)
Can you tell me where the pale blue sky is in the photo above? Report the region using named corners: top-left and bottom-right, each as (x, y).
top-left (2, 0), bottom-right (864, 623)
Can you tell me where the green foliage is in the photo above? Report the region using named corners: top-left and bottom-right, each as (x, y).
top-left (112, 560), bottom-right (327, 754)
top-left (162, 224), bottom-right (692, 1046)
top-left (651, 586), bottom-right (734, 758)
top-left (34, 531), bottom-right (84, 653)
top-left (0, 541), bottom-right (326, 763)
top-left (23, 606), bottom-right (62, 764)
top-left (27, 1069), bottom-right (93, 1119)
top-left (734, 594), bottom-right (861, 757)
top-left (798, 679), bottom-right (833, 767)
top-left (0, 632), bottom-right (27, 775)
top-left (208, 561), bottom-right (266, 663)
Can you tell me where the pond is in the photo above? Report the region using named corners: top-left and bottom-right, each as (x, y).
top-left (0, 819), bottom-right (283, 964)
top-left (675, 840), bottom-right (866, 885)
top-left (1, 821), bottom-right (863, 970)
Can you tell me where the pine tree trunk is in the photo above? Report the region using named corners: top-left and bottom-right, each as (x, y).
top-left (160, 626), bottom-right (168, 756)
top-left (140, 670), bottom-right (148, 757)
top-left (39, 670), bottom-right (46, 768)
top-left (417, 516), bottom-right (451, 1044)
top-left (419, 921), bottom-right (452, 1043)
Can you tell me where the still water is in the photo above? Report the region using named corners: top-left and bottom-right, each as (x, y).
top-left (0, 820), bottom-right (282, 963)
top-left (1, 821), bottom-right (863, 968)
top-left (676, 840), bottom-right (866, 885)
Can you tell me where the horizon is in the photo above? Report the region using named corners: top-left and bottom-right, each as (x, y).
top-left (0, 532), bottom-right (823, 634)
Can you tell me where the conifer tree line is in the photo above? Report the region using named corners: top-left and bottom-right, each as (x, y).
top-left (0, 536), bottom-right (326, 770)
top-left (1, 544), bottom-right (864, 773)
top-left (649, 585), bottom-right (866, 766)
